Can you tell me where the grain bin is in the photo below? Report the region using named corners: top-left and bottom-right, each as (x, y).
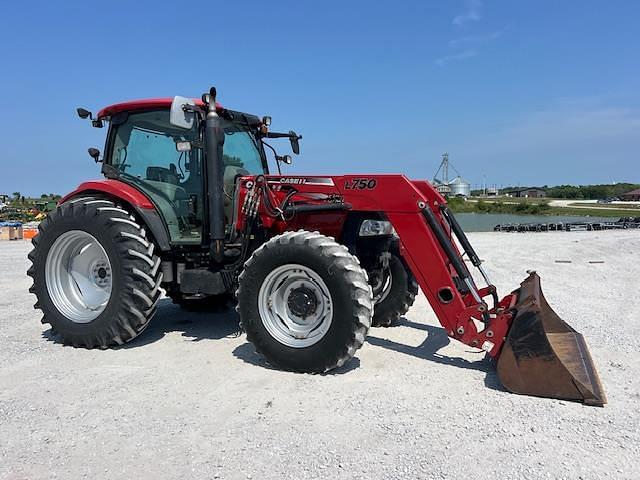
top-left (449, 176), bottom-right (471, 197)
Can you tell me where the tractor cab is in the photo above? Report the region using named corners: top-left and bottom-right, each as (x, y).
top-left (94, 98), bottom-right (268, 245)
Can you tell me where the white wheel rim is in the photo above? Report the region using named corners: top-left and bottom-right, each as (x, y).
top-left (45, 230), bottom-right (112, 323)
top-left (373, 270), bottom-right (393, 304)
top-left (258, 264), bottom-right (333, 348)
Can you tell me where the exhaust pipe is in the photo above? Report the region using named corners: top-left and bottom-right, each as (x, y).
top-left (205, 87), bottom-right (225, 263)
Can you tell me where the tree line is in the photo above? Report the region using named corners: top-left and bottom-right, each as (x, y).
top-left (2, 193), bottom-right (62, 205)
top-left (470, 183), bottom-right (640, 199)
top-left (542, 183), bottom-right (639, 199)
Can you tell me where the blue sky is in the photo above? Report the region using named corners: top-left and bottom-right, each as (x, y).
top-left (1, 0), bottom-right (638, 196)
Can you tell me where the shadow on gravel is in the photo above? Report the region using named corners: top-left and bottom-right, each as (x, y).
top-left (232, 342), bottom-right (361, 375)
top-left (366, 318), bottom-right (506, 392)
top-left (124, 298), bottom-right (241, 348)
top-left (42, 297), bottom-right (241, 348)
top-left (42, 301), bottom-right (501, 386)
top-left (42, 298), bottom-right (363, 375)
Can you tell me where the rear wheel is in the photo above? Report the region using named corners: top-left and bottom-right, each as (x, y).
top-left (371, 252), bottom-right (418, 327)
top-left (237, 230), bottom-right (373, 373)
top-left (27, 197), bottom-right (162, 347)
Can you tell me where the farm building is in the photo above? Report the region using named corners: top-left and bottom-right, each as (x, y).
top-left (503, 187), bottom-right (546, 198)
top-left (620, 188), bottom-right (640, 201)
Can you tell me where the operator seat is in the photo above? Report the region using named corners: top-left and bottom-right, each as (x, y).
top-left (145, 165), bottom-right (185, 199)
top-left (145, 165), bottom-right (189, 214)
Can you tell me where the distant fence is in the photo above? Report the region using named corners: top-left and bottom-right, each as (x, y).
top-left (493, 217), bottom-right (640, 232)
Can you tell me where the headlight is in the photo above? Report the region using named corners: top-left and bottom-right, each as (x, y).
top-left (359, 219), bottom-right (395, 237)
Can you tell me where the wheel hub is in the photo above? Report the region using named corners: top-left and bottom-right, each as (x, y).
top-left (258, 264), bottom-right (334, 348)
top-left (92, 261), bottom-right (111, 288)
top-left (287, 286), bottom-right (318, 319)
top-left (45, 230), bottom-right (113, 323)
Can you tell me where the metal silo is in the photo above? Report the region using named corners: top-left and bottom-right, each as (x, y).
top-left (449, 176), bottom-right (471, 197)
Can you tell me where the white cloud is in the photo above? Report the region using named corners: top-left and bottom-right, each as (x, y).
top-left (453, 0), bottom-right (483, 26)
top-left (486, 103), bottom-right (640, 151)
top-left (448, 29), bottom-right (503, 48)
top-left (435, 49), bottom-right (477, 66)
top-left (450, 97), bottom-right (640, 184)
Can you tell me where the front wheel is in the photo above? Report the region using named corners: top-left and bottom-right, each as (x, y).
top-left (371, 252), bottom-right (418, 327)
top-left (27, 197), bottom-right (162, 348)
top-left (237, 230), bottom-right (373, 373)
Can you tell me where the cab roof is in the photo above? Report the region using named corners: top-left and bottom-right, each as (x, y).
top-left (97, 98), bottom-right (202, 119)
top-left (96, 97), bottom-right (261, 126)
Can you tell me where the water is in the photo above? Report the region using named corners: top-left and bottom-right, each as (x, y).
top-left (454, 212), bottom-right (613, 232)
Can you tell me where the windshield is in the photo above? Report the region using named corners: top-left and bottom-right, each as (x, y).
top-left (221, 122), bottom-right (264, 175)
top-left (108, 109), bottom-right (265, 244)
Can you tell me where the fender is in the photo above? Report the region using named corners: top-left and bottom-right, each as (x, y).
top-left (60, 179), bottom-right (171, 251)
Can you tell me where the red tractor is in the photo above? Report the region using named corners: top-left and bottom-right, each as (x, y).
top-left (28, 88), bottom-right (605, 405)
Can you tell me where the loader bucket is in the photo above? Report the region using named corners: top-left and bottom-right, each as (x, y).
top-left (497, 272), bottom-right (606, 406)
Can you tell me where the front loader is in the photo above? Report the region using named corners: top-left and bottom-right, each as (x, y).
top-left (28, 87), bottom-right (605, 405)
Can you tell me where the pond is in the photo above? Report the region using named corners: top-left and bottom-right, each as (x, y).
top-left (453, 212), bottom-right (613, 232)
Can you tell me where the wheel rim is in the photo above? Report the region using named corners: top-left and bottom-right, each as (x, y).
top-left (373, 270), bottom-right (393, 304)
top-left (45, 230), bottom-right (113, 323)
top-left (258, 264), bottom-right (333, 348)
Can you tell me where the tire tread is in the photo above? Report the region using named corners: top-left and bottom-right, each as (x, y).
top-left (27, 196), bottom-right (162, 348)
top-left (237, 230), bottom-right (373, 373)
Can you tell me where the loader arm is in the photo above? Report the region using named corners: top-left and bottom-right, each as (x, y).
top-left (238, 175), bottom-right (512, 355)
top-left (236, 174), bottom-right (605, 405)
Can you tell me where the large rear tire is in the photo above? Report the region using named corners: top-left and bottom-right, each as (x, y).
top-left (27, 197), bottom-right (163, 348)
top-left (371, 252), bottom-right (418, 327)
top-left (237, 230), bottom-right (373, 373)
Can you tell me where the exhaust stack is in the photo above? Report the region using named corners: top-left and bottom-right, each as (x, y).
top-left (204, 87), bottom-right (226, 263)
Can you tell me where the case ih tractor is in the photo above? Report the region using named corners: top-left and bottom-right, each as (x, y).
top-left (28, 88), bottom-right (605, 405)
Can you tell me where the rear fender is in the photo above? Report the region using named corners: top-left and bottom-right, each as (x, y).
top-left (60, 180), bottom-right (171, 251)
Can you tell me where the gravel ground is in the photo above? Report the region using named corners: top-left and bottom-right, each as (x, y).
top-left (1, 232), bottom-right (639, 480)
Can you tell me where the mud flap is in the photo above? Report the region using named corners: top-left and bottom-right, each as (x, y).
top-left (497, 272), bottom-right (606, 406)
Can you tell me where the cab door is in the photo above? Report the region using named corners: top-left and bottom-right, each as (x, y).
top-left (109, 109), bottom-right (204, 244)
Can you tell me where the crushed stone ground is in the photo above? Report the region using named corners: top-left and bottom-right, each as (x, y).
top-left (1, 231), bottom-right (638, 479)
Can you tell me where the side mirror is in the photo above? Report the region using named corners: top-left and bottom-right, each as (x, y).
top-left (77, 108), bottom-right (93, 120)
top-left (289, 131), bottom-right (301, 155)
top-left (169, 96), bottom-right (196, 129)
top-left (88, 147), bottom-right (101, 163)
